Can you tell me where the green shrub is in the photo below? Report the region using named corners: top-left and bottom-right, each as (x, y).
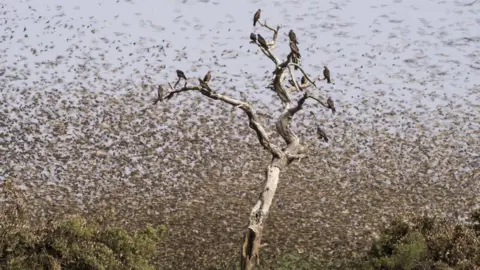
top-left (357, 212), bottom-right (480, 270)
top-left (0, 216), bottom-right (166, 270)
top-left (0, 179), bottom-right (166, 270)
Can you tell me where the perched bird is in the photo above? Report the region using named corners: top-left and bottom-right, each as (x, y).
top-left (289, 40), bottom-right (301, 58)
top-left (154, 85), bottom-right (164, 105)
top-left (174, 69), bottom-right (187, 88)
top-left (323, 66), bottom-right (331, 83)
top-left (198, 78), bottom-right (211, 91)
top-left (249, 33), bottom-right (257, 43)
top-left (301, 76), bottom-right (306, 85)
top-left (327, 97), bottom-right (336, 114)
top-left (316, 126), bottom-right (329, 142)
top-left (203, 71), bottom-right (211, 83)
top-left (257, 34), bottom-right (268, 49)
top-left (176, 69), bottom-right (187, 80)
top-left (289, 29), bottom-right (299, 44)
top-left (253, 9), bottom-right (261, 26)
top-left (288, 79), bottom-right (295, 87)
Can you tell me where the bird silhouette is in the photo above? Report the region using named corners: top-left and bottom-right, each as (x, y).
top-left (253, 9), bottom-right (261, 26)
top-left (203, 71), bottom-right (211, 84)
top-left (327, 97), bottom-right (336, 114)
top-left (289, 40), bottom-right (301, 58)
top-left (174, 69), bottom-right (187, 88)
top-left (257, 34), bottom-right (268, 49)
top-left (250, 33), bottom-right (257, 43)
top-left (301, 76), bottom-right (306, 85)
top-left (177, 70), bottom-right (187, 80)
top-left (289, 30), bottom-right (299, 44)
top-left (323, 66), bottom-right (331, 83)
top-left (316, 126), bottom-right (329, 142)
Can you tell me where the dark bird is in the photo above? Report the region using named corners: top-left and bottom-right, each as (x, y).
top-left (327, 97), bottom-right (336, 114)
top-left (253, 9), bottom-right (261, 26)
top-left (288, 79), bottom-right (295, 87)
top-left (257, 34), bottom-right (268, 49)
top-left (174, 69), bottom-right (187, 88)
top-left (289, 40), bottom-right (301, 58)
top-left (301, 76), bottom-right (306, 85)
top-left (203, 71), bottom-right (211, 83)
top-left (154, 85), bottom-right (164, 105)
top-left (289, 29), bottom-right (299, 44)
top-left (176, 69), bottom-right (187, 80)
top-left (323, 66), bottom-right (331, 83)
top-left (249, 33), bottom-right (257, 43)
top-left (316, 126), bottom-right (329, 142)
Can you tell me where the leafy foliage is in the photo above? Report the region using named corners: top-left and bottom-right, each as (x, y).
top-left (0, 182), bottom-right (166, 270)
top-left (355, 213), bottom-right (480, 270)
top-left (0, 216), bottom-right (165, 270)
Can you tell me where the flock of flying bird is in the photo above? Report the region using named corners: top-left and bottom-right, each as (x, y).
top-left (157, 9), bottom-right (336, 144)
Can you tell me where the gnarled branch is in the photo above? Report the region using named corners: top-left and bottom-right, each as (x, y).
top-left (161, 82), bottom-right (281, 157)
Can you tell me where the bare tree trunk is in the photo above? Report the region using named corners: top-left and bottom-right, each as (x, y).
top-left (159, 13), bottom-right (333, 270)
top-left (241, 164), bottom-right (280, 269)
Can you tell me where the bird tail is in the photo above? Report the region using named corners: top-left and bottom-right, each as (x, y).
top-left (327, 78), bottom-right (331, 84)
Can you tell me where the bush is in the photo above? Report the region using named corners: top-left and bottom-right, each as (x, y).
top-left (356, 212), bottom-right (480, 270)
top-left (0, 180), bottom-right (166, 270)
top-left (0, 216), bottom-right (166, 270)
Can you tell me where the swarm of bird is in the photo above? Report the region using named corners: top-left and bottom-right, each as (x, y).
top-left (1, 3), bottom-right (478, 270)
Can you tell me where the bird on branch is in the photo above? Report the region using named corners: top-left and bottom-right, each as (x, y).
top-left (174, 69), bottom-right (188, 88)
top-left (323, 66), bottom-right (331, 83)
top-left (289, 40), bottom-right (301, 58)
top-left (249, 33), bottom-right (257, 43)
top-left (153, 85), bottom-right (164, 105)
top-left (301, 76), bottom-right (306, 85)
top-left (198, 78), bottom-right (211, 92)
top-left (203, 71), bottom-right (211, 84)
top-left (327, 97), bottom-right (336, 114)
top-left (316, 126), bottom-right (329, 142)
top-left (257, 34), bottom-right (268, 49)
top-left (253, 9), bottom-right (261, 26)
top-left (288, 79), bottom-right (295, 87)
top-left (289, 29), bottom-right (299, 44)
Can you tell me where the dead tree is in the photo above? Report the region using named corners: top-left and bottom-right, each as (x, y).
top-left (159, 13), bottom-right (334, 270)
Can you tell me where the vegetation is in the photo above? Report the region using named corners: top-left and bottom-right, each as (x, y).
top-left (0, 180), bottom-right (166, 270)
top-left (2, 180), bottom-right (478, 269)
top-left (254, 210), bottom-right (480, 270)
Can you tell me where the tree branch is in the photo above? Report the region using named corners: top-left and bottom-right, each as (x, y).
top-left (258, 21), bottom-right (281, 47)
top-left (162, 83), bottom-right (281, 157)
top-left (287, 66), bottom-right (301, 92)
top-left (288, 63), bottom-right (317, 87)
